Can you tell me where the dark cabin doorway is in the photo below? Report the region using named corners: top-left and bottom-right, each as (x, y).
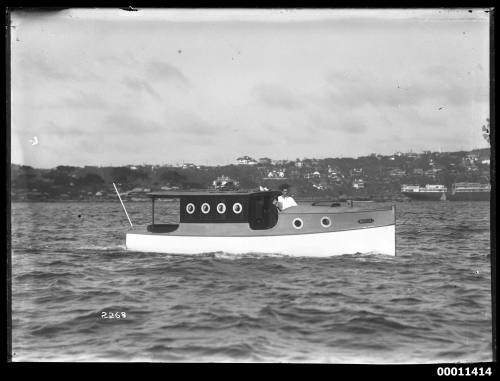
top-left (248, 194), bottom-right (278, 230)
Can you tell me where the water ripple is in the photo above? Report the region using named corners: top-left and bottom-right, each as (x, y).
top-left (10, 201), bottom-right (492, 363)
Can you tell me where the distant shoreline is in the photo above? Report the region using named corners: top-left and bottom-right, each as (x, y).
top-left (10, 196), bottom-right (409, 203)
top-left (10, 148), bottom-right (490, 205)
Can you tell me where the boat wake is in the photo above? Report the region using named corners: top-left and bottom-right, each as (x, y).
top-left (147, 250), bottom-right (396, 260)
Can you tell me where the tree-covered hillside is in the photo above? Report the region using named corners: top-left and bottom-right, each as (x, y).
top-left (10, 148), bottom-right (491, 202)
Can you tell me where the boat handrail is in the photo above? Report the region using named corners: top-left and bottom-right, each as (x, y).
top-left (311, 201), bottom-right (342, 207)
top-left (282, 205), bottom-right (394, 214)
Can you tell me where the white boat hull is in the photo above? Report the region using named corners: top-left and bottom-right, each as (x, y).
top-left (126, 225), bottom-right (396, 256)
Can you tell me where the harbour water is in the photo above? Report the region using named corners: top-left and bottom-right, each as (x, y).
top-left (10, 201), bottom-right (492, 363)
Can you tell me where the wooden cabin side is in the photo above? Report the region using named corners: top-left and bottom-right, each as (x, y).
top-left (146, 191), bottom-right (281, 233)
top-left (143, 191), bottom-right (395, 237)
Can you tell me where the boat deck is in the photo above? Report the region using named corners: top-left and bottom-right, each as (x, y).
top-left (282, 203), bottom-right (391, 214)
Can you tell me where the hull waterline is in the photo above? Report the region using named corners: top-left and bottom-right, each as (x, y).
top-left (126, 225), bottom-right (396, 257)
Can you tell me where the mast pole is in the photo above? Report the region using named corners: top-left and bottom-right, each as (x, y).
top-left (113, 182), bottom-right (133, 228)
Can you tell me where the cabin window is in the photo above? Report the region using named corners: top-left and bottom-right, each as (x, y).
top-left (293, 218), bottom-right (303, 229)
top-left (186, 203), bottom-right (196, 214)
top-left (201, 203), bottom-right (211, 214)
top-left (181, 196), bottom-right (248, 222)
top-left (321, 216), bottom-right (331, 228)
top-left (217, 202), bottom-right (226, 214)
top-left (233, 202), bottom-right (243, 214)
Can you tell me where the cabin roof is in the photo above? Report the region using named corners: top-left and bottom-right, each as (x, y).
top-left (146, 190), bottom-right (282, 199)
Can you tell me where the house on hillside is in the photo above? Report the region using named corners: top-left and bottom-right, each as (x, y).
top-left (303, 170), bottom-right (321, 180)
top-left (352, 179), bottom-right (365, 189)
top-left (388, 168), bottom-right (406, 177)
top-left (213, 175), bottom-right (240, 190)
top-left (312, 183), bottom-right (326, 190)
top-left (265, 169), bottom-right (286, 179)
top-left (327, 166), bottom-right (341, 175)
top-left (405, 151), bottom-right (419, 159)
top-left (350, 168), bottom-right (363, 176)
top-left (464, 153), bottom-right (479, 163)
top-left (236, 156), bottom-right (258, 165)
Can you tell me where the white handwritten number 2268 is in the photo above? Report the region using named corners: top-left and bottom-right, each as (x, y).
top-left (101, 312), bottom-right (127, 319)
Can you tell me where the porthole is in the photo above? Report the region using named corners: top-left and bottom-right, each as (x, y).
top-left (233, 202), bottom-right (243, 214)
top-left (293, 218), bottom-right (303, 229)
top-left (217, 202), bottom-right (226, 214)
top-left (201, 203), bottom-right (211, 214)
top-left (186, 203), bottom-right (195, 214)
top-left (321, 216), bottom-right (332, 228)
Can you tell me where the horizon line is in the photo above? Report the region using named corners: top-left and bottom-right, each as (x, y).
top-left (10, 146), bottom-right (491, 170)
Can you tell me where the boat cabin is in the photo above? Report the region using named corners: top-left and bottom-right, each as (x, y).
top-left (147, 190), bottom-right (282, 232)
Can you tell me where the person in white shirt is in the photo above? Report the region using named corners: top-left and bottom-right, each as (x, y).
top-left (276, 184), bottom-right (297, 211)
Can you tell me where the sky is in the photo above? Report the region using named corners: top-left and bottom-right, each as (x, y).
top-left (10, 8), bottom-right (491, 168)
